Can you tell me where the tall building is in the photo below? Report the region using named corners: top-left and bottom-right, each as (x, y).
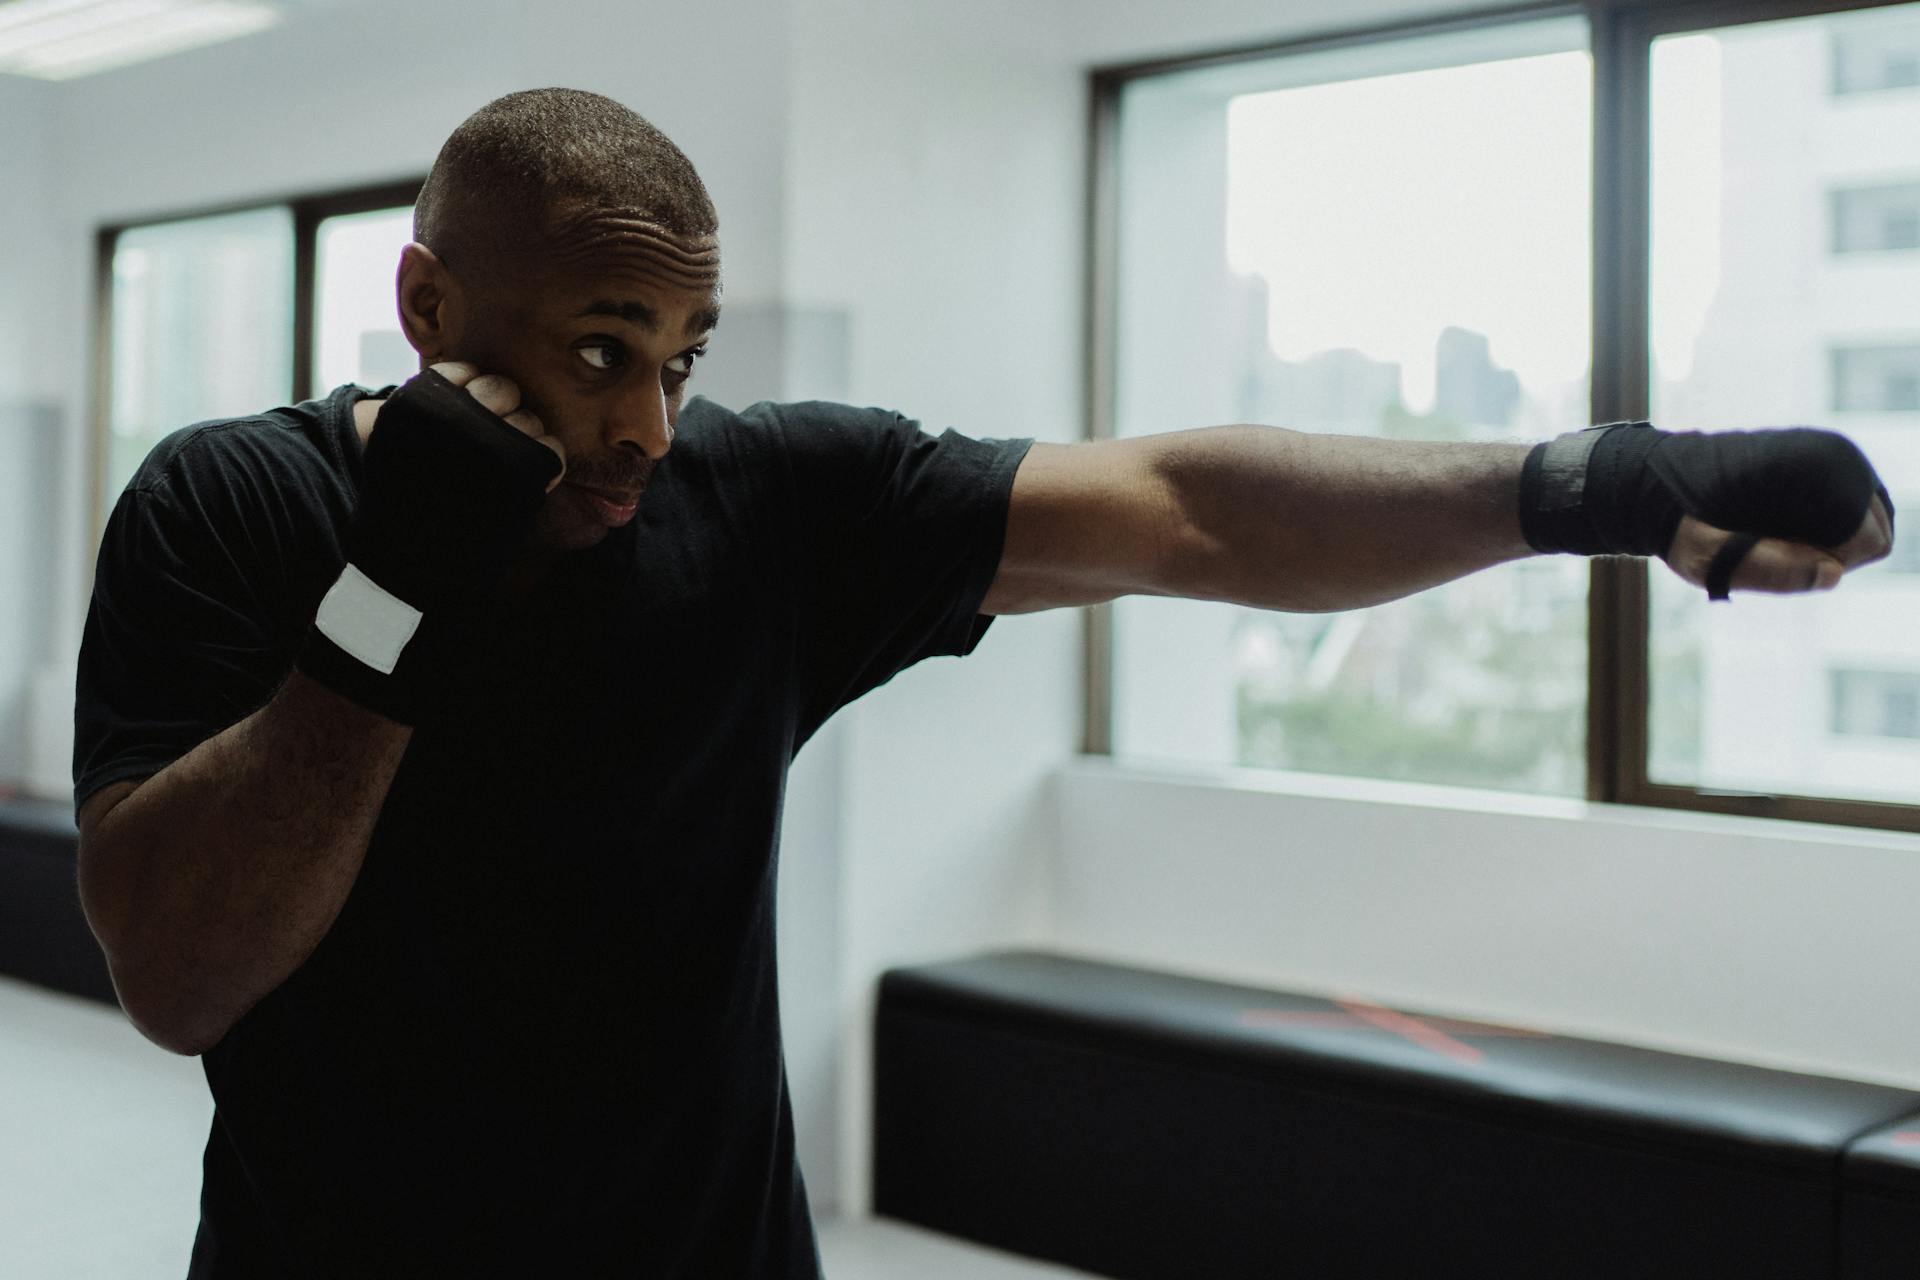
top-left (1669, 8), bottom-right (1920, 799)
top-left (1434, 325), bottom-right (1521, 428)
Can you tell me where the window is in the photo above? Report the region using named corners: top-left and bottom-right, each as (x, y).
top-left (1095, 0), bottom-right (1920, 832)
top-left (1831, 8), bottom-right (1920, 94)
top-left (1830, 669), bottom-right (1920, 739)
top-left (314, 206), bottom-right (419, 392)
top-left (1832, 181), bottom-right (1920, 253)
top-left (1886, 497), bottom-right (1920, 571)
top-left (95, 180), bottom-right (421, 539)
top-left (1831, 345), bottom-right (1920, 412)
top-left (1103, 17), bottom-right (1592, 797)
top-left (104, 208), bottom-right (292, 503)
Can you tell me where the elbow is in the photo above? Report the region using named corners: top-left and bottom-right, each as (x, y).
top-left (110, 960), bottom-right (230, 1057)
top-left (84, 878), bottom-right (228, 1056)
top-left (77, 797), bottom-right (235, 1056)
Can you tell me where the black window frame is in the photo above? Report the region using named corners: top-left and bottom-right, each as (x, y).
top-left (1084, 0), bottom-right (1920, 835)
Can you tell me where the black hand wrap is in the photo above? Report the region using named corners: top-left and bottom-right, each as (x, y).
top-left (294, 369), bottom-right (564, 725)
top-left (1517, 421), bottom-right (1894, 602)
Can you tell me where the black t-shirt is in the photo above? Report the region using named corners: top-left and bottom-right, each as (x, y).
top-left (73, 383), bottom-right (1034, 1278)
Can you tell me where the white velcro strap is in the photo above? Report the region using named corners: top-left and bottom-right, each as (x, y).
top-left (313, 563), bottom-right (423, 676)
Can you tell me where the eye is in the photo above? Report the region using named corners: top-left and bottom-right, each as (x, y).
top-left (577, 341), bottom-right (622, 371)
top-left (665, 344), bottom-right (709, 378)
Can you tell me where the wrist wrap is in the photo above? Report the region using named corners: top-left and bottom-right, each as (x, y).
top-left (295, 369), bottom-right (564, 724)
top-left (1518, 421), bottom-right (1893, 601)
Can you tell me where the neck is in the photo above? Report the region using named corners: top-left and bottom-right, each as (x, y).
top-left (351, 395), bottom-right (380, 448)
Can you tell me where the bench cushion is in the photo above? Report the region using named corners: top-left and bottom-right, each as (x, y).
top-left (0, 795), bottom-right (115, 1005)
top-left (1843, 1112), bottom-right (1920, 1279)
top-left (875, 950), bottom-right (1920, 1280)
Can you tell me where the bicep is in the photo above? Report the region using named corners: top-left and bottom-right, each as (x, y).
top-left (981, 437), bottom-right (1192, 615)
top-left (78, 777), bottom-right (144, 848)
top-left (76, 776), bottom-right (147, 948)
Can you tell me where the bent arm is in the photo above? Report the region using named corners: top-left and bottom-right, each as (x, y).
top-left (77, 671), bottom-right (411, 1056)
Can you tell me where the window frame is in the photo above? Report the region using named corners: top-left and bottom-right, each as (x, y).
top-left (1084, 0), bottom-right (1920, 835)
top-left (90, 176), bottom-right (423, 543)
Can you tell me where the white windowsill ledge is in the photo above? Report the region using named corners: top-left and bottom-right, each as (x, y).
top-left (1059, 754), bottom-right (1920, 854)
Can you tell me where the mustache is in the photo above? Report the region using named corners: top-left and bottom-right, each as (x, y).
top-left (564, 457), bottom-right (658, 491)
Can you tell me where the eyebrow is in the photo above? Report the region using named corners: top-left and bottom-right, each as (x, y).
top-left (577, 299), bottom-right (721, 338)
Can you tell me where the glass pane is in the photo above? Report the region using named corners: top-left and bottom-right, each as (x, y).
top-left (1832, 181), bottom-right (1920, 253)
top-left (107, 207), bottom-right (293, 507)
top-left (1832, 6), bottom-right (1920, 94)
top-left (1110, 16), bottom-right (1592, 796)
top-left (314, 206), bottom-right (417, 393)
top-left (1648, 5), bottom-right (1920, 806)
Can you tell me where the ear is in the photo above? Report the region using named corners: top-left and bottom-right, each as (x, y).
top-left (396, 242), bottom-right (460, 362)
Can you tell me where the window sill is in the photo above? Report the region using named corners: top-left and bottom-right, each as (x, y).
top-left (1061, 754), bottom-right (1920, 854)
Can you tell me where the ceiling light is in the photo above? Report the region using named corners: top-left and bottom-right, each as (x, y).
top-left (0, 0), bottom-right (280, 81)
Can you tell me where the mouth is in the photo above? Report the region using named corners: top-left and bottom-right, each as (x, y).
top-left (564, 481), bottom-right (644, 526)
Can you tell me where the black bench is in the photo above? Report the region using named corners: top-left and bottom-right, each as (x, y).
top-left (0, 793), bottom-right (115, 1005)
top-left (876, 950), bottom-right (1920, 1279)
top-left (1845, 1111), bottom-right (1920, 1279)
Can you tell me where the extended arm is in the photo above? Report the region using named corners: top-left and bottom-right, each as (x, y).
top-left (981, 424), bottom-right (1890, 616)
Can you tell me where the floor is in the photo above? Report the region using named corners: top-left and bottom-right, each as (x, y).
top-left (0, 974), bottom-right (1094, 1279)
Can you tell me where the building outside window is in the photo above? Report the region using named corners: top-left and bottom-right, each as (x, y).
top-left (1645, 6), bottom-right (1920, 809)
top-left (1832, 9), bottom-right (1920, 93)
top-left (1832, 181), bottom-right (1920, 253)
top-left (1830, 668), bottom-right (1920, 738)
top-left (1885, 495), bottom-right (1920, 571)
top-left (1830, 345), bottom-right (1920, 412)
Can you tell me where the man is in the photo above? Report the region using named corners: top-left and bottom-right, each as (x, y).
top-left (71, 88), bottom-right (1893, 1278)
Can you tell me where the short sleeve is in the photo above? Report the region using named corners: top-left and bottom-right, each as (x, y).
top-left (746, 400), bottom-right (1034, 739)
top-left (73, 482), bottom-right (288, 810)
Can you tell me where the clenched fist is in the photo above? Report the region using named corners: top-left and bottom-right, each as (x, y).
top-left (294, 363), bottom-right (573, 725)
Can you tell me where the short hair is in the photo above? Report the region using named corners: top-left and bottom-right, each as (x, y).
top-left (414, 88), bottom-right (718, 279)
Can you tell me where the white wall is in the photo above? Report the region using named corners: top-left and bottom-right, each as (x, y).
top-left (0, 75), bottom-right (62, 785)
top-left (1055, 760), bottom-right (1920, 1090)
top-left (0, 76), bottom-right (58, 403)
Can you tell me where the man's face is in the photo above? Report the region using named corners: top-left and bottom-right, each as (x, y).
top-left (444, 211), bottom-right (722, 552)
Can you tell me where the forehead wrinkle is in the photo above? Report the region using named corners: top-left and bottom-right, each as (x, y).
top-left (542, 208), bottom-right (721, 289)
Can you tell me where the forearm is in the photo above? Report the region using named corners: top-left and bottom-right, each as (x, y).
top-left (84, 670), bottom-right (411, 1054)
top-left (1154, 425), bottom-right (1537, 612)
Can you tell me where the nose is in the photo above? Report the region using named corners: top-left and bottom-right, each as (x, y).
top-left (605, 379), bottom-right (673, 461)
